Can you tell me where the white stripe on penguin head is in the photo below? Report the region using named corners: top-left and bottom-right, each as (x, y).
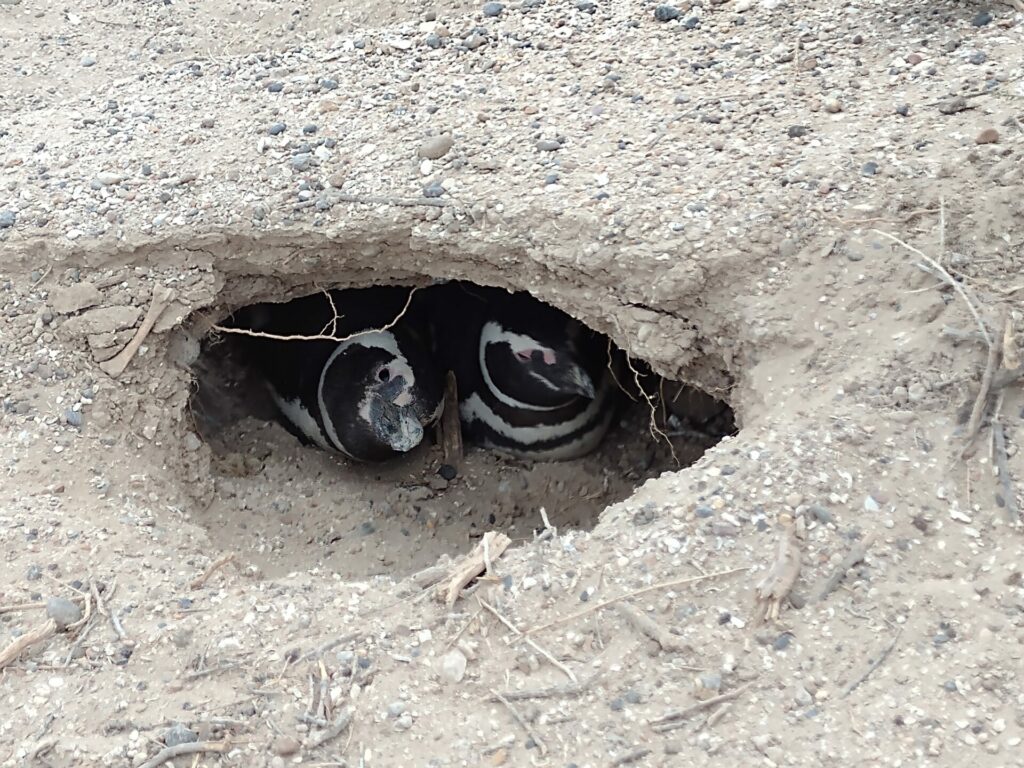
top-left (317, 330), bottom-right (415, 451)
top-left (479, 321), bottom-right (571, 412)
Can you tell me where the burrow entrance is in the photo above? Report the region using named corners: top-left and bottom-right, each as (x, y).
top-left (186, 278), bottom-right (735, 581)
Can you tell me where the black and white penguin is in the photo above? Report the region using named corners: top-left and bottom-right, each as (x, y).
top-left (228, 287), bottom-right (445, 463)
top-left (429, 282), bottom-right (621, 461)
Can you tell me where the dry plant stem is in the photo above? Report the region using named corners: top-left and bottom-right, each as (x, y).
top-left (64, 617), bottom-right (96, 666)
top-left (136, 740), bottom-right (228, 768)
top-left (444, 531), bottom-right (511, 608)
top-left (331, 193), bottom-right (448, 208)
top-left (91, 579), bottom-right (130, 643)
top-left (478, 598), bottom-right (578, 683)
top-left (613, 603), bottom-right (689, 654)
top-left (190, 552), bottom-right (237, 589)
top-left (992, 409), bottom-right (1018, 523)
top-left (649, 684), bottom-right (752, 733)
top-left (440, 371), bottom-right (463, 468)
top-left (302, 632), bottom-right (360, 662)
top-left (610, 748), bottom-right (652, 766)
top-left (100, 286), bottom-right (176, 378)
top-left (490, 670), bottom-right (603, 702)
top-left (842, 628), bottom-right (902, 698)
top-left (0, 618), bottom-right (57, 669)
top-left (212, 286), bottom-right (419, 343)
top-left (872, 229), bottom-right (991, 346)
top-left (961, 310), bottom-right (1006, 457)
top-left (307, 711), bottom-right (352, 749)
top-left (490, 689), bottom-right (547, 755)
top-left (0, 598), bottom-right (82, 615)
top-left (811, 533), bottom-right (875, 604)
top-left (526, 567), bottom-right (749, 637)
top-left (183, 662), bottom-right (241, 681)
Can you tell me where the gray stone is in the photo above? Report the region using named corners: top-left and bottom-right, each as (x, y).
top-left (164, 724), bottom-right (198, 748)
top-left (0, 209), bottom-right (15, 228)
top-left (482, 1), bottom-right (504, 16)
top-left (267, 122), bottom-right (286, 136)
top-left (62, 306), bottom-right (141, 337)
top-left (417, 134), bottom-right (454, 160)
top-left (46, 597), bottom-right (82, 629)
top-left (654, 5), bottom-right (680, 21)
top-left (536, 139), bottom-right (561, 151)
top-left (440, 649), bottom-right (467, 683)
top-left (80, 55), bottom-right (97, 67)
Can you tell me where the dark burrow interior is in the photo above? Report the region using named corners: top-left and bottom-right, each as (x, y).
top-left (186, 279), bottom-right (736, 580)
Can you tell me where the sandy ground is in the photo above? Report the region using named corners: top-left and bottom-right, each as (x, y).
top-left (1, 0), bottom-right (1024, 766)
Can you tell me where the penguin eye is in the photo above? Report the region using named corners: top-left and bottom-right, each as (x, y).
top-left (515, 350), bottom-right (533, 363)
top-left (378, 367), bottom-right (391, 382)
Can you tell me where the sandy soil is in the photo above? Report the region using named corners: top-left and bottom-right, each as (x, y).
top-left (1, 0), bottom-right (1023, 766)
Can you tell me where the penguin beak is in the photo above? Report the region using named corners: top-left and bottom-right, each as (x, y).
top-left (551, 363), bottom-right (596, 399)
top-left (368, 396), bottom-right (424, 454)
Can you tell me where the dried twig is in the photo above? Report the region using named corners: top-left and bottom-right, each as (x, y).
top-left (440, 371), bottom-right (463, 468)
top-left (526, 567), bottom-right (749, 636)
top-left (753, 515), bottom-right (802, 623)
top-left (212, 286), bottom-right (418, 343)
top-left (307, 711), bottom-right (352, 749)
top-left (842, 627), bottom-right (902, 698)
top-left (614, 603), bottom-right (690, 655)
top-left (873, 229), bottom-right (991, 346)
top-left (91, 579), bottom-right (130, 643)
top-left (609, 748), bottom-right (652, 766)
top-left (961, 309), bottom-right (1005, 457)
top-left (0, 619), bottom-right (58, 669)
top-left (478, 598), bottom-right (577, 683)
top-left (136, 740), bottom-right (229, 768)
top-left (0, 598), bottom-right (83, 615)
top-left (443, 532), bottom-right (511, 608)
top-left (490, 689), bottom-right (547, 755)
top-left (190, 552), bottom-right (237, 590)
top-left (810, 533), bottom-right (875, 604)
top-left (490, 670), bottom-right (603, 702)
top-left (649, 684), bottom-right (752, 733)
top-left (993, 405), bottom-right (1018, 524)
top-left (301, 632), bottom-right (360, 662)
top-left (100, 286), bottom-right (176, 378)
top-left (182, 662), bottom-right (241, 682)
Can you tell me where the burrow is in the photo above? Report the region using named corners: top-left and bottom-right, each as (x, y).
top-left (122, 229), bottom-right (742, 580)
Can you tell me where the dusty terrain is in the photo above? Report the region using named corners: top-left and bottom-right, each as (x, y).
top-left (1, 0), bottom-right (1023, 766)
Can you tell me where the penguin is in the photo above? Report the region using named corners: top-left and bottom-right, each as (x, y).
top-left (429, 281), bottom-right (621, 461)
top-left (227, 286), bottom-right (445, 463)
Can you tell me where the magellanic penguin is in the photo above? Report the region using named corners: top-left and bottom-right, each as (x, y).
top-left (429, 282), bottom-right (622, 461)
top-left (228, 286), bottom-right (445, 463)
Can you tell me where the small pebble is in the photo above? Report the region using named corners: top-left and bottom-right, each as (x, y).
top-left (425, 33), bottom-right (443, 48)
top-left (787, 125), bottom-right (809, 138)
top-left (438, 464), bottom-right (457, 480)
top-left (64, 408), bottom-right (82, 428)
top-left (975, 128), bottom-right (999, 145)
top-left (273, 736), bottom-right (301, 757)
top-left (267, 81), bottom-right (284, 93)
top-left (576, 0), bottom-right (596, 12)
top-left (682, 16), bottom-right (699, 29)
top-left (895, 104), bottom-right (909, 117)
top-left (423, 181), bottom-right (445, 198)
top-left (440, 649), bottom-right (467, 683)
top-left (387, 701), bottom-right (407, 717)
top-left (482, 1), bottom-right (504, 16)
top-left (536, 139), bottom-right (561, 151)
top-left (971, 10), bottom-right (992, 26)
top-left (200, 117), bottom-right (215, 129)
top-left (861, 161), bottom-right (879, 177)
top-left (654, 4), bottom-right (681, 21)
top-left (418, 134), bottom-right (454, 159)
top-left (302, 123), bottom-right (318, 135)
top-left (46, 596), bottom-right (82, 629)
top-left (267, 122), bottom-right (286, 136)
top-left (0, 209), bottom-right (15, 228)
top-left (773, 633), bottom-right (793, 651)
top-left (968, 51), bottom-right (987, 65)
top-left (164, 724), bottom-right (198, 748)
top-left (80, 55), bottom-right (96, 67)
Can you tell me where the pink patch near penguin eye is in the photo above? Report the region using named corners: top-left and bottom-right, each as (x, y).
top-left (516, 348), bottom-right (557, 364)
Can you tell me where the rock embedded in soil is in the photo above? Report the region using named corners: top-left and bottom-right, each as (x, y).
top-left (51, 283), bottom-right (102, 315)
top-left (417, 134), bottom-right (454, 160)
top-left (654, 5), bottom-right (681, 21)
top-left (62, 306), bottom-right (141, 337)
top-left (46, 597), bottom-right (82, 629)
top-left (975, 128), bottom-right (999, 144)
top-left (273, 736), bottom-right (301, 756)
top-left (164, 724), bottom-right (198, 747)
top-left (482, 1), bottom-right (504, 17)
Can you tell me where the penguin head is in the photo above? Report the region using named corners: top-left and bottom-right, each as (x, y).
top-left (320, 331), bottom-right (441, 460)
top-left (479, 319), bottom-right (598, 408)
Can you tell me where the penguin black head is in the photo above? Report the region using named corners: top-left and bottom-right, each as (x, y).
top-left (319, 329), bottom-right (443, 461)
top-left (478, 315), bottom-right (598, 409)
